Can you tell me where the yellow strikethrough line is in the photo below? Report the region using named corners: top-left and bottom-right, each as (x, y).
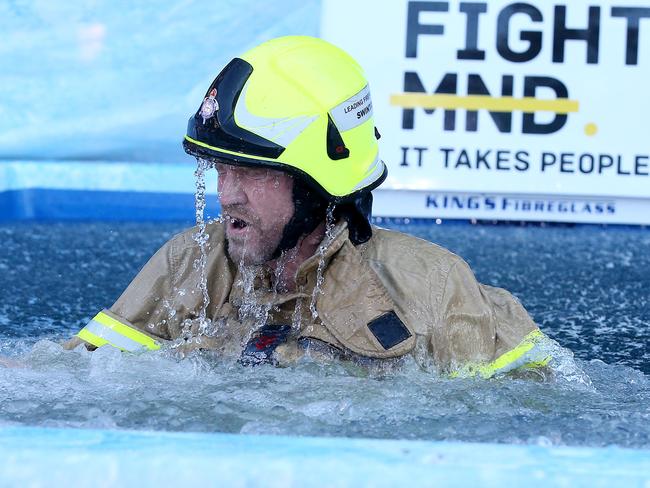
top-left (389, 93), bottom-right (579, 113)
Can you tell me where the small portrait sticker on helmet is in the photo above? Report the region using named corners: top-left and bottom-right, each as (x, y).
top-left (200, 88), bottom-right (219, 124)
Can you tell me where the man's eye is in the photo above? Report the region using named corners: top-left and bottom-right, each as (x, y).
top-left (245, 169), bottom-right (270, 180)
top-left (215, 164), bottom-right (268, 181)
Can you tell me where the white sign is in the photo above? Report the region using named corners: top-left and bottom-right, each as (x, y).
top-left (322, 0), bottom-right (650, 223)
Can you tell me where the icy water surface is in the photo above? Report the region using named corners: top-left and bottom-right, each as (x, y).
top-left (1, 221), bottom-right (649, 448)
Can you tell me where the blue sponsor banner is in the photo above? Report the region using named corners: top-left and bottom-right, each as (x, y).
top-left (1, 161), bottom-right (649, 224)
top-left (0, 189), bottom-right (218, 222)
top-left (373, 190), bottom-right (650, 225)
top-left (0, 161), bottom-right (219, 222)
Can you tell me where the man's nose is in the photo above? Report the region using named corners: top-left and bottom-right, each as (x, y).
top-left (217, 171), bottom-right (248, 206)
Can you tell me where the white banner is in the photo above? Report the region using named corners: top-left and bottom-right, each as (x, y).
top-left (322, 0), bottom-right (650, 222)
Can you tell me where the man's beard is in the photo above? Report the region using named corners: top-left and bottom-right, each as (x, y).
top-left (224, 234), bottom-right (279, 266)
top-left (223, 220), bottom-right (286, 266)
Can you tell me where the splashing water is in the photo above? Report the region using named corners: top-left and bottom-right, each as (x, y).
top-left (2, 337), bottom-right (649, 448)
top-left (191, 158), bottom-right (212, 336)
top-left (235, 265), bottom-right (273, 330)
top-left (235, 246), bottom-right (307, 342)
top-left (2, 221), bottom-right (650, 447)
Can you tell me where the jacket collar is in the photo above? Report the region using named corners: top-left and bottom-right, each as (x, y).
top-left (294, 221), bottom-right (349, 288)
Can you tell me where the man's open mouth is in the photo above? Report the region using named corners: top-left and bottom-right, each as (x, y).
top-left (229, 217), bottom-right (248, 229)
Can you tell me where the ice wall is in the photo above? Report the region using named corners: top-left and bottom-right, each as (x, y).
top-left (0, 0), bottom-right (320, 163)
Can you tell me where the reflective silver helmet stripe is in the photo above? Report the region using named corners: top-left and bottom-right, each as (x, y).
top-left (330, 84), bottom-right (373, 132)
top-left (81, 320), bottom-right (146, 352)
top-left (234, 82), bottom-right (317, 147)
top-left (353, 156), bottom-right (385, 192)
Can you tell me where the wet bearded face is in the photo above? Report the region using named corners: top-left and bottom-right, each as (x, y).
top-left (216, 163), bottom-right (295, 266)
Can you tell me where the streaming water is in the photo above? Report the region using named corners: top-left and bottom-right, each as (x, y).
top-left (291, 297), bottom-right (304, 333)
top-left (191, 158), bottom-right (212, 336)
top-left (234, 264), bottom-right (274, 333)
top-left (310, 205), bottom-right (336, 320)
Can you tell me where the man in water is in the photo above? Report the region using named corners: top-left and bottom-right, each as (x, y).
top-left (65, 36), bottom-right (551, 376)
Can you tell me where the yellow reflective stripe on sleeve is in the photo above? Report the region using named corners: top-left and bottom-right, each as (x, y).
top-left (450, 329), bottom-right (551, 379)
top-left (93, 312), bottom-right (160, 351)
top-left (75, 311), bottom-right (160, 352)
top-left (76, 327), bottom-right (109, 348)
top-left (77, 319), bottom-right (145, 351)
top-left (486, 329), bottom-right (545, 372)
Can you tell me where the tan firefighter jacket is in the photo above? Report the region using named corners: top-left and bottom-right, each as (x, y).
top-left (67, 221), bottom-right (551, 376)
